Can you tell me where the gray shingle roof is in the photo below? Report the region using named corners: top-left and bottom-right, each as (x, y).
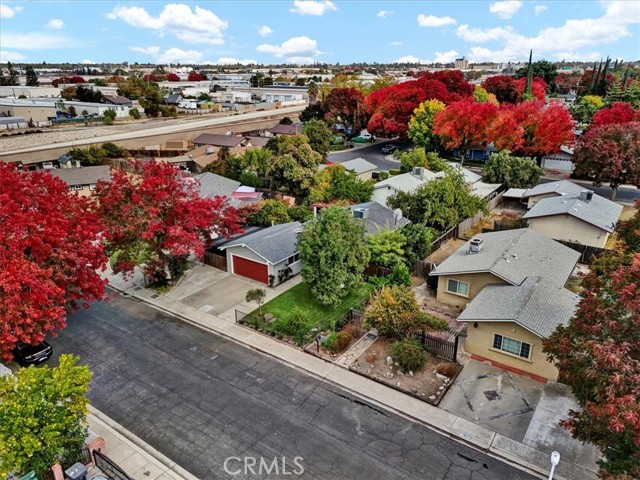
top-left (523, 192), bottom-right (623, 232)
top-left (192, 134), bottom-right (247, 147)
top-left (458, 276), bottom-right (579, 338)
top-left (522, 180), bottom-right (585, 198)
top-left (194, 172), bottom-right (240, 199)
top-left (339, 158), bottom-right (377, 175)
top-left (221, 222), bottom-right (302, 264)
top-left (49, 165), bottom-right (111, 186)
top-left (269, 124), bottom-right (302, 135)
top-left (349, 201), bottom-right (411, 234)
top-left (430, 229), bottom-right (580, 287)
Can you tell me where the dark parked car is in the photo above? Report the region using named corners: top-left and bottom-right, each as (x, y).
top-left (12, 341), bottom-right (52, 366)
top-left (381, 144), bottom-right (398, 154)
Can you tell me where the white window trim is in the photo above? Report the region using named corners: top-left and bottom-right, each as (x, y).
top-left (491, 333), bottom-right (533, 362)
top-left (73, 184), bottom-right (83, 190)
top-left (445, 278), bottom-right (470, 298)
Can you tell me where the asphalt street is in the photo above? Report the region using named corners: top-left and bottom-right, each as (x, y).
top-left (328, 140), bottom-right (404, 171)
top-left (51, 293), bottom-right (537, 480)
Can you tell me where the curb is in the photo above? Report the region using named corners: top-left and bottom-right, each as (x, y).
top-left (88, 405), bottom-right (199, 480)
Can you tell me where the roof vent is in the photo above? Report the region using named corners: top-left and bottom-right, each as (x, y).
top-left (469, 237), bottom-right (483, 254)
top-left (579, 190), bottom-right (594, 201)
top-left (412, 167), bottom-right (424, 179)
top-left (353, 208), bottom-right (369, 219)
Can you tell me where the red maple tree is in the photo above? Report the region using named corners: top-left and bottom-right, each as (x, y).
top-left (573, 121), bottom-right (640, 200)
top-left (166, 73), bottom-right (181, 82)
top-left (0, 164), bottom-right (108, 360)
top-left (481, 75), bottom-right (522, 104)
top-left (432, 99), bottom-right (498, 159)
top-left (323, 87), bottom-right (369, 134)
top-left (544, 254), bottom-right (640, 478)
top-left (93, 161), bottom-right (242, 283)
top-left (487, 100), bottom-right (574, 158)
top-left (514, 76), bottom-right (547, 102)
top-left (187, 72), bottom-right (205, 81)
top-left (591, 102), bottom-right (639, 128)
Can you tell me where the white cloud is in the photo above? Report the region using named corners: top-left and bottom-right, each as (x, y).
top-left (107, 4), bottom-right (228, 45)
top-left (394, 50), bottom-right (459, 64)
top-left (0, 31), bottom-right (74, 49)
top-left (534, 5), bottom-right (548, 16)
top-left (48, 19), bottom-right (64, 29)
top-left (390, 41), bottom-right (403, 46)
top-left (417, 14), bottom-right (457, 28)
top-left (0, 50), bottom-right (25, 62)
top-left (460, 1), bottom-right (639, 62)
top-left (257, 35), bottom-right (321, 63)
top-left (377, 10), bottom-right (393, 18)
top-left (82, 59), bottom-right (96, 64)
top-left (0, 4), bottom-right (22, 18)
top-left (130, 46), bottom-right (160, 55)
top-left (204, 57), bottom-right (257, 65)
top-left (290, 1), bottom-right (337, 16)
top-left (489, 1), bottom-right (523, 19)
top-left (554, 51), bottom-right (601, 62)
top-left (129, 45), bottom-right (202, 64)
top-left (257, 25), bottom-right (273, 36)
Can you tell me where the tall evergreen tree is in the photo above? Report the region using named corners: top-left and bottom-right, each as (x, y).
top-left (524, 50), bottom-right (533, 98)
top-left (0, 62), bottom-right (20, 86)
top-left (25, 65), bottom-right (39, 87)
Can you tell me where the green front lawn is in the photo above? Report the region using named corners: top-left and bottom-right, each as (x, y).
top-left (254, 281), bottom-right (374, 333)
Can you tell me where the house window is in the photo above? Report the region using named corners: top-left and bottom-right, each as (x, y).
top-left (286, 253), bottom-right (300, 265)
top-left (493, 334), bottom-right (531, 360)
top-left (73, 185), bottom-right (83, 191)
top-left (446, 278), bottom-right (469, 297)
top-left (89, 184), bottom-right (96, 191)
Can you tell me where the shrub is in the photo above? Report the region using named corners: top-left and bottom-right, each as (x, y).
top-left (387, 263), bottom-right (411, 286)
top-left (129, 108), bottom-right (141, 119)
top-left (390, 339), bottom-right (425, 372)
top-left (366, 350), bottom-right (378, 364)
top-left (342, 322), bottom-right (364, 339)
top-left (378, 170), bottom-right (390, 180)
top-left (239, 171), bottom-right (262, 188)
top-left (323, 331), bottom-right (351, 354)
top-left (435, 362), bottom-right (459, 378)
top-left (419, 313), bottom-right (449, 331)
top-left (336, 331), bottom-right (352, 350)
top-left (389, 169), bottom-right (401, 176)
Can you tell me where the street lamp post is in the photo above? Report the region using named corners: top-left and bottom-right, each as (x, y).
top-left (548, 451), bottom-right (560, 480)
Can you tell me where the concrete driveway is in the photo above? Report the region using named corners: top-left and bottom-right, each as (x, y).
top-left (440, 360), bottom-right (601, 474)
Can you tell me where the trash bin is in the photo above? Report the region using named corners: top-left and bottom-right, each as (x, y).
top-left (64, 463), bottom-right (87, 480)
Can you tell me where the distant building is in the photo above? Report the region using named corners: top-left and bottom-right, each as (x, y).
top-left (454, 57), bottom-right (469, 70)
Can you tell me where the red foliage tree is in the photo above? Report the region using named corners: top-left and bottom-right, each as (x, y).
top-left (166, 73), bottom-right (181, 82)
top-left (51, 76), bottom-right (86, 87)
top-left (0, 164), bottom-right (108, 360)
top-left (481, 75), bottom-right (521, 104)
top-left (93, 161), bottom-right (242, 283)
top-left (142, 74), bottom-right (166, 83)
top-left (432, 99), bottom-right (498, 160)
top-left (428, 70), bottom-right (475, 101)
top-left (187, 72), bottom-right (204, 81)
top-left (591, 102), bottom-right (638, 128)
top-left (544, 255), bottom-right (640, 478)
top-left (323, 87), bottom-right (369, 133)
top-left (514, 76), bottom-right (547, 102)
top-left (487, 100), bottom-right (574, 159)
top-left (573, 121), bottom-right (640, 200)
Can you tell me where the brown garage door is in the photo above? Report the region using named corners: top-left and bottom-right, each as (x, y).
top-left (232, 255), bottom-right (268, 284)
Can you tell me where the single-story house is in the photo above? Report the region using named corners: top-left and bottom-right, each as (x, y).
top-left (220, 222), bottom-right (303, 286)
top-left (453, 143), bottom-right (498, 162)
top-left (49, 165), bottom-right (111, 196)
top-left (349, 201), bottom-right (411, 234)
top-left (371, 167), bottom-right (445, 205)
top-left (0, 116), bottom-right (28, 130)
top-left (164, 94), bottom-right (183, 106)
top-left (320, 158), bottom-right (378, 180)
top-left (194, 172), bottom-right (241, 199)
top-left (191, 133), bottom-right (250, 149)
top-left (504, 180), bottom-right (586, 209)
top-left (267, 123), bottom-right (303, 136)
top-left (429, 228), bottom-right (580, 308)
top-left (184, 145), bottom-right (220, 172)
top-left (103, 95), bottom-right (133, 107)
top-left (541, 146), bottom-right (574, 172)
top-left (523, 189), bottom-right (622, 248)
top-left (246, 136), bottom-right (269, 148)
top-left (458, 276), bottom-right (579, 381)
top-left (446, 162), bottom-right (502, 199)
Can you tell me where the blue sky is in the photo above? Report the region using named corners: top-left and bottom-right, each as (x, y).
top-left (1, 1), bottom-right (639, 65)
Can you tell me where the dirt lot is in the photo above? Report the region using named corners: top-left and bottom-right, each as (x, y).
top-left (349, 337), bottom-right (460, 404)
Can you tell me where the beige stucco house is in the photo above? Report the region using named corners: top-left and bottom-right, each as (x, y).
top-left (520, 180), bottom-right (584, 209)
top-left (523, 190), bottom-right (622, 248)
top-left (320, 158), bottom-right (378, 181)
top-left (49, 165), bottom-right (111, 196)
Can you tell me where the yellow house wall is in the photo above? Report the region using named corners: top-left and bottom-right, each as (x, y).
top-left (436, 272), bottom-right (507, 308)
top-left (527, 215), bottom-right (608, 248)
top-left (464, 321), bottom-right (560, 381)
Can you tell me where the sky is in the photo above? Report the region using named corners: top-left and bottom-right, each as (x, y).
top-left (1, 0), bottom-right (639, 66)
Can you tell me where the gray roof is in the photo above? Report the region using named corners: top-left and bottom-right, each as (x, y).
top-left (431, 229), bottom-right (579, 287)
top-left (192, 133), bottom-right (247, 147)
top-left (269, 124), bottom-right (302, 135)
top-left (221, 222), bottom-right (302, 264)
top-left (246, 136), bottom-right (269, 147)
top-left (339, 158), bottom-right (377, 175)
top-left (194, 172), bottom-right (241, 199)
top-left (49, 165), bottom-right (111, 186)
top-left (523, 191), bottom-right (622, 232)
top-left (350, 201), bottom-right (411, 234)
top-left (458, 276), bottom-right (579, 338)
top-left (522, 180), bottom-right (585, 198)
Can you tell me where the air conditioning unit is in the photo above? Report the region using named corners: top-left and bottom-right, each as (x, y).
top-left (353, 208), bottom-right (369, 219)
top-left (469, 237), bottom-right (483, 254)
top-left (205, 146), bottom-right (215, 155)
top-left (412, 167), bottom-right (424, 178)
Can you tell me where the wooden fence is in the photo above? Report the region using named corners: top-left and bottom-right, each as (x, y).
top-left (555, 240), bottom-right (606, 264)
top-left (415, 327), bottom-right (461, 362)
top-left (203, 251), bottom-right (227, 271)
top-left (427, 225), bottom-right (459, 257)
top-left (364, 264), bottom-right (393, 277)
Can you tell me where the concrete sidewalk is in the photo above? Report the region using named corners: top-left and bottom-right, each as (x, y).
top-left (88, 406), bottom-right (198, 480)
top-left (106, 269), bottom-right (597, 480)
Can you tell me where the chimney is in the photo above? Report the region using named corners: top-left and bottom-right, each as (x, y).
top-left (412, 167), bottom-right (424, 179)
top-left (469, 237), bottom-right (483, 254)
top-left (585, 190), bottom-right (594, 202)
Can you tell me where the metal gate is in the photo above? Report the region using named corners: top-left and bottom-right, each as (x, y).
top-left (93, 451), bottom-right (134, 480)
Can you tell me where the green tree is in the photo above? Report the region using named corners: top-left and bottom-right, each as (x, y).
top-left (68, 145), bottom-right (106, 166)
top-left (246, 288), bottom-right (267, 316)
top-left (388, 172), bottom-right (486, 231)
top-left (407, 99), bottom-right (446, 151)
top-left (570, 95), bottom-right (604, 124)
top-left (247, 200), bottom-right (291, 227)
top-left (298, 206), bottom-right (370, 306)
top-left (139, 86), bottom-right (164, 117)
top-left (266, 135), bottom-right (322, 195)
top-left (398, 149), bottom-right (448, 174)
top-left (129, 107), bottom-right (141, 119)
top-left (401, 223), bottom-right (434, 264)
top-left (482, 150), bottom-right (544, 189)
top-left (364, 285), bottom-right (428, 338)
top-left (368, 228), bottom-right (406, 267)
top-left (0, 62), bottom-right (19, 86)
top-left (472, 86), bottom-right (499, 106)
top-left (0, 355), bottom-right (92, 478)
top-left (308, 164), bottom-right (373, 204)
top-left (302, 119), bottom-right (332, 160)
top-left (25, 66), bottom-right (39, 87)
top-left (103, 109), bottom-right (117, 125)
top-left (515, 58), bottom-right (558, 93)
